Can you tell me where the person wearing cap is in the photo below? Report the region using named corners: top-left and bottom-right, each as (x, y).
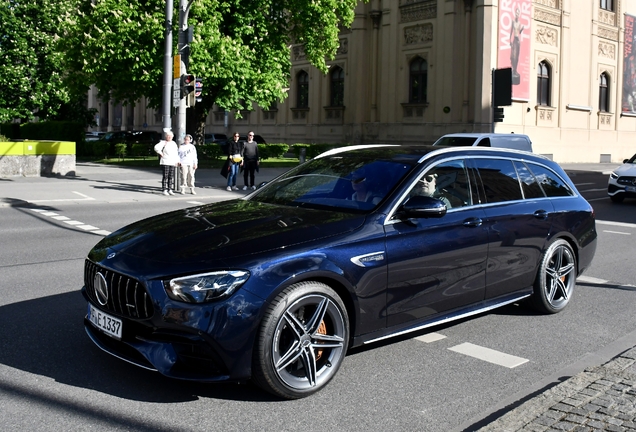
top-left (349, 167), bottom-right (381, 205)
top-left (154, 131), bottom-right (179, 196)
top-left (178, 134), bottom-right (198, 194)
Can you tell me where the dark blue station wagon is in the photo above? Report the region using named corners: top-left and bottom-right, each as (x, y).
top-left (82, 145), bottom-right (597, 399)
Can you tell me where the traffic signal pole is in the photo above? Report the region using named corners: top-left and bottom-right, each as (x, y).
top-left (175, 0), bottom-right (193, 192)
top-left (161, 0), bottom-right (173, 135)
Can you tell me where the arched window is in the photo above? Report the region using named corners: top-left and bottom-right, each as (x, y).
top-left (409, 57), bottom-right (427, 103)
top-left (599, 72), bottom-right (610, 112)
top-left (330, 66), bottom-right (344, 107)
top-left (537, 61), bottom-right (551, 106)
top-left (296, 71), bottom-right (309, 108)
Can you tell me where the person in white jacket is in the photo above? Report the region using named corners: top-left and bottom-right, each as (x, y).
top-left (178, 134), bottom-right (198, 194)
top-left (154, 131), bottom-right (179, 196)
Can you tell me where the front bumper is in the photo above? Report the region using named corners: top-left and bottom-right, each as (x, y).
top-left (82, 287), bottom-right (265, 382)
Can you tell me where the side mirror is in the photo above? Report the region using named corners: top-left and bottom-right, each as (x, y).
top-left (396, 195), bottom-right (447, 219)
top-left (624, 159), bottom-right (629, 164)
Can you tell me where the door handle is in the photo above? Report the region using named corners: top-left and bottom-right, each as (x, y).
top-left (463, 217), bottom-right (483, 227)
top-left (533, 210), bottom-right (549, 220)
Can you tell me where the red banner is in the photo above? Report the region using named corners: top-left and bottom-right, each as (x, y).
top-left (498, 0), bottom-right (532, 101)
top-left (622, 14), bottom-right (636, 113)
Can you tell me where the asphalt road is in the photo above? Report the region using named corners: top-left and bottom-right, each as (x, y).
top-left (1, 163), bottom-right (635, 431)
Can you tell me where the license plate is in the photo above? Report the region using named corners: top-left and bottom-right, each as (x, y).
top-left (88, 303), bottom-right (122, 340)
top-left (626, 186), bottom-right (636, 192)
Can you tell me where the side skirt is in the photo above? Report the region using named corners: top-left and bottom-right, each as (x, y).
top-left (354, 291), bottom-right (532, 347)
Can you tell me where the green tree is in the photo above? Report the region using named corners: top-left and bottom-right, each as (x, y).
top-left (60, 0), bottom-right (362, 141)
top-left (0, 0), bottom-right (92, 123)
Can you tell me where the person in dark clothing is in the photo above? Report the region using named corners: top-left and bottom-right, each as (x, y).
top-left (242, 131), bottom-right (260, 190)
top-left (226, 132), bottom-right (244, 191)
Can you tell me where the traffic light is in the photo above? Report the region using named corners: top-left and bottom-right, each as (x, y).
top-left (180, 74), bottom-right (195, 99)
top-left (195, 78), bottom-right (203, 103)
top-left (493, 107), bottom-right (505, 122)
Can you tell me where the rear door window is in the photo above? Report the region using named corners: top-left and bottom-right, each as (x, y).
top-left (473, 158), bottom-right (523, 203)
top-left (526, 163), bottom-right (574, 197)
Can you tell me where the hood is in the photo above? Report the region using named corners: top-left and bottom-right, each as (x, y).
top-left (89, 200), bottom-right (365, 266)
top-left (614, 162), bottom-right (636, 177)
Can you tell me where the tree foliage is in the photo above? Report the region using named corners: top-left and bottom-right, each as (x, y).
top-left (60, 0), bottom-right (362, 121)
top-left (0, 0), bottom-right (82, 122)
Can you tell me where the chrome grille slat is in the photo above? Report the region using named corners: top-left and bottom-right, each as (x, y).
top-left (84, 259), bottom-right (153, 320)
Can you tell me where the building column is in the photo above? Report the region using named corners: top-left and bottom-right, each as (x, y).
top-left (370, 1), bottom-right (382, 122)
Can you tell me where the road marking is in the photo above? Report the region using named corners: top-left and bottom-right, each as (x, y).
top-left (30, 208), bottom-right (110, 236)
top-left (577, 275), bottom-right (608, 284)
top-left (587, 197), bottom-right (610, 202)
top-left (415, 333), bottom-right (446, 343)
top-left (187, 201), bottom-right (205, 204)
top-left (579, 188), bottom-right (607, 193)
top-left (574, 182), bottom-right (594, 186)
top-left (596, 220), bottom-right (636, 229)
top-left (29, 191), bottom-right (95, 203)
top-left (448, 343), bottom-right (529, 368)
top-left (603, 230), bottom-right (631, 235)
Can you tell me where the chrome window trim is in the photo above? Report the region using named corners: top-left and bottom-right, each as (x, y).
top-left (384, 153), bottom-right (577, 226)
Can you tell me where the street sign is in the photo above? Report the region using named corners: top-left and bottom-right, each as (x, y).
top-left (173, 55), bottom-right (181, 79)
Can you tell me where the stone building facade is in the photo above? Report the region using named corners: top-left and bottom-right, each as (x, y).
top-left (89, 0), bottom-right (636, 163)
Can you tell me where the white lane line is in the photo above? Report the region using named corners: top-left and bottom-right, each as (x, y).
top-left (577, 275), bottom-right (608, 284)
top-left (579, 188), bottom-right (607, 192)
top-left (30, 208), bottom-right (109, 236)
top-left (448, 343), bottom-right (529, 368)
top-left (63, 220), bottom-right (85, 226)
top-left (596, 220), bottom-right (636, 229)
top-left (415, 333), bottom-right (447, 343)
top-left (187, 201), bottom-right (205, 205)
top-left (77, 224), bottom-right (99, 231)
top-left (574, 182), bottom-right (594, 186)
top-left (587, 197), bottom-right (610, 202)
top-left (29, 191), bottom-right (95, 203)
top-left (603, 230), bottom-right (631, 235)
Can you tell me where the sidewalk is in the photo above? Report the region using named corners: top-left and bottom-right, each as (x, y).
top-left (474, 347), bottom-right (636, 431)
top-left (0, 162), bottom-right (292, 207)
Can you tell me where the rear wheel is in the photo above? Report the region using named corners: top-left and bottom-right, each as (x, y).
top-left (252, 281), bottom-right (349, 399)
top-left (610, 193), bottom-right (625, 203)
top-left (531, 239), bottom-right (576, 314)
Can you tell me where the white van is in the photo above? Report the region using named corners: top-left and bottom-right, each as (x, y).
top-left (432, 133), bottom-right (533, 152)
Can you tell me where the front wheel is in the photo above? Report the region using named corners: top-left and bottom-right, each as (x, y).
top-left (610, 193), bottom-right (625, 203)
top-left (252, 281), bottom-right (349, 399)
top-left (531, 239), bottom-right (577, 314)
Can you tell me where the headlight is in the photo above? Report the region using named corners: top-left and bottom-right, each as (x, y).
top-left (610, 172), bottom-right (618, 179)
top-left (166, 270), bottom-right (250, 303)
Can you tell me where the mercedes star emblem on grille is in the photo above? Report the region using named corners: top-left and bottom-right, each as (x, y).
top-left (93, 272), bottom-right (109, 306)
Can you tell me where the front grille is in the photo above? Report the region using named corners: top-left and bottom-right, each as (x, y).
top-left (617, 176), bottom-right (636, 185)
top-left (84, 259), bottom-right (154, 319)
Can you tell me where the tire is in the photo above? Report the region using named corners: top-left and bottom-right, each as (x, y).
top-left (531, 239), bottom-right (577, 314)
top-left (610, 194), bottom-right (625, 203)
top-left (252, 281), bottom-right (349, 399)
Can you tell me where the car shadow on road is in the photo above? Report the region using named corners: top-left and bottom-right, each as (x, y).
top-left (0, 291), bottom-right (279, 404)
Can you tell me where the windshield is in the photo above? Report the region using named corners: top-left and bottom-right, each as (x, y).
top-left (249, 152), bottom-right (414, 212)
top-left (433, 136), bottom-right (478, 147)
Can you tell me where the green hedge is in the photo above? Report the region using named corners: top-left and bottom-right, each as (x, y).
top-left (20, 121), bottom-right (85, 145)
top-left (258, 143), bottom-right (289, 160)
top-left (292, 143), bottom-right (349, 159)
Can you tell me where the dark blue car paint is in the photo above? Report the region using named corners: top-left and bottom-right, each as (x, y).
top-left (82, 145), bottom-right (597, 384)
